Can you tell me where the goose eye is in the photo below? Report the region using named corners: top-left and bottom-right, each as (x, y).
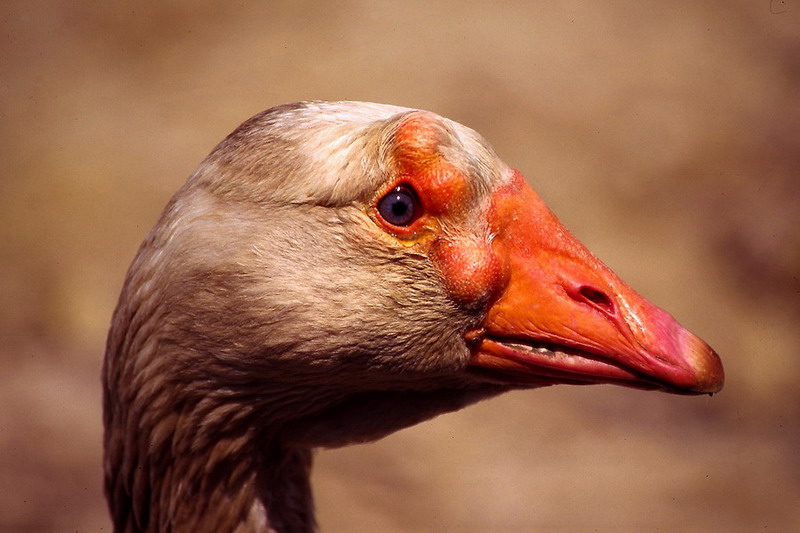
top-left (377, 185), bottom-right (421, 227)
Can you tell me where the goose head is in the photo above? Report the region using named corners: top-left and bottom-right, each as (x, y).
top-left (103, 101), bottom-right (723, 531)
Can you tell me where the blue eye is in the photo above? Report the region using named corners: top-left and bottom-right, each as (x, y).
top-left (377, 185), bottom-right (420, 227)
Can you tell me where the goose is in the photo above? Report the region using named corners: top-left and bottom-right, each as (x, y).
top-left (103, 100), bottom-right (724, 532)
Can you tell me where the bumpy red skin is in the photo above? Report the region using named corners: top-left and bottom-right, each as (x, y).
top-left (375, 114), bottom-right (724, 395)
top-left (376, 113), bottom-right (505, 308)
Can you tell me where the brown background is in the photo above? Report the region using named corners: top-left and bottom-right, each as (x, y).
top-left (2, 1), bottom-right (799, 531)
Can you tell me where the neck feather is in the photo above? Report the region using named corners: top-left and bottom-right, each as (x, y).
top-left (104, 373), bottom-right (318, 533)
top-left (103, 289), bottom-right (322, 533)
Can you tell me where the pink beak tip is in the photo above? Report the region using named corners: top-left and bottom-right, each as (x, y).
top-left (681, 330), bottom-right (725, 394)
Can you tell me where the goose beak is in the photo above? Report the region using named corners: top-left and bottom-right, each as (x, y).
top-left (467, 171), bottom-right (724, 395)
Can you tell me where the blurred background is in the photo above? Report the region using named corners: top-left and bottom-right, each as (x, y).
top-left (1, 1), bottom-right (798, 531)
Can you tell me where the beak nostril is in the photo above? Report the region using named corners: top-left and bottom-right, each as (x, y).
top-left (576, 285), bottom-right (616, 317)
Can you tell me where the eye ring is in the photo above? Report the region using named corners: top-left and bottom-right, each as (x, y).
top-left (377, 184), bottom-right (421, 227)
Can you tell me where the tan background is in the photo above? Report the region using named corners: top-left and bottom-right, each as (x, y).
top-left (2, 1), bottom-right (799, 531)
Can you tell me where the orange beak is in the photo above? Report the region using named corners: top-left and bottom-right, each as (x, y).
top-left (468, 172), bottom-right (724, 395)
